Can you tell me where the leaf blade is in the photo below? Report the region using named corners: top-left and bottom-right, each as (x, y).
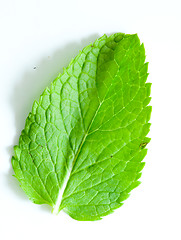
top-left (12, 33), bottom-right (151, 221)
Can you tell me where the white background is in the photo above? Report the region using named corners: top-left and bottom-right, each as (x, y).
top-left (0, 0), bottom-right (181, 239)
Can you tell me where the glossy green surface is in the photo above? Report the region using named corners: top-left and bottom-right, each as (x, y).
top-left (12, 33), bottom-right (151, 220)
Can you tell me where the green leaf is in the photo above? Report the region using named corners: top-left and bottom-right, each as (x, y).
top-left (12, 33), bottom-right (151, 221)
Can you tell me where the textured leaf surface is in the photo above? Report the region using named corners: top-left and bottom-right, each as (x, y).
top-left (12, 33), bottom-right (151, 221)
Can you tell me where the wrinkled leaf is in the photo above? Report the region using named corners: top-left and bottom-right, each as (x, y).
top-left (12, 33), bottom-right (151, 221)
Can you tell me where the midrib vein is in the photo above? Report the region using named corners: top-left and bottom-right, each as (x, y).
top-left (52, 101), bottom-right (103, 215)
top-left (53, 37), bottom-right (123, 215)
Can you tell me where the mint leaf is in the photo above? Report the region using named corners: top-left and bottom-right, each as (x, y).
top-left (12, 33), bottom-right (151, 221)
